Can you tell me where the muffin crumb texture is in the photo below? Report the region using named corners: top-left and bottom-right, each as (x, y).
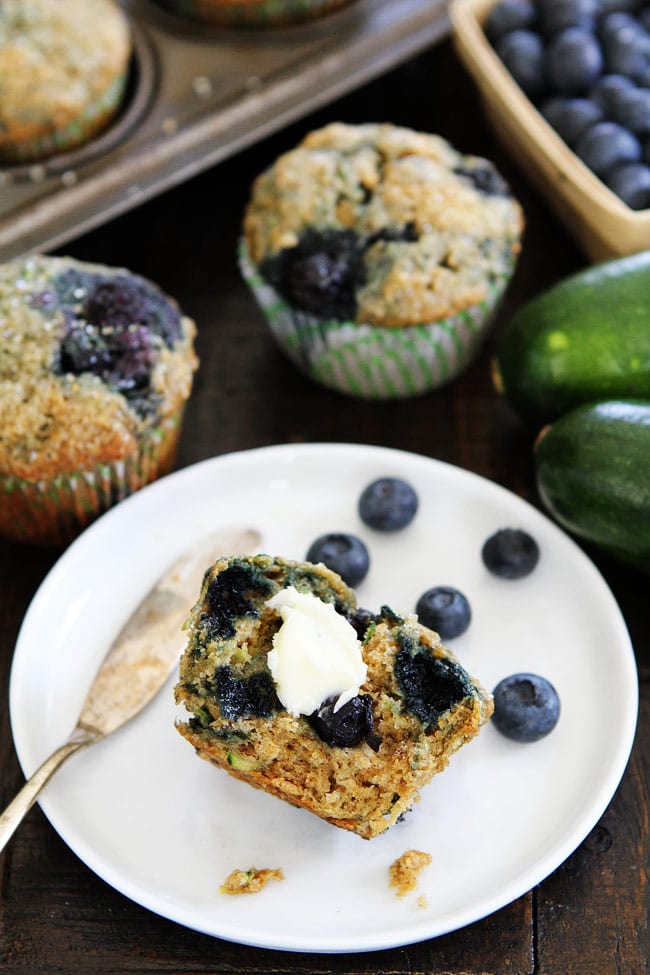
top-left (174, 554), bottom-right (493, 840)
top-left (389, 849), bottom-right (432, 898)
top-left (219, 867), bottom-right (285, 895)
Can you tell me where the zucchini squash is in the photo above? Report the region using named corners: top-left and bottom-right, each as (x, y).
top-left (494, 250), bottom-right (650, 423)
top-left (535, 399), bottom-right (650, 571)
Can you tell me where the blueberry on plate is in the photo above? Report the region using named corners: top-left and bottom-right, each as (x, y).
top-left (492, 673), bottom-right (560, 742)
top-left (482, 528), bottom-right (539, 579)
top-left (358, 477), bottom-right (418, 531)
top-left (306, 532), bottom-right (370, 587)
top-left (415, 586), bottom-right (472, 640)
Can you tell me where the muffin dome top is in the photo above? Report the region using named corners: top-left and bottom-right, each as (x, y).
top-left (243, 123), bottom-right (524, 326)
top-left (0, 0), bottom-right (131, 149)
top-left (0, 256), bottom-right (197, 480)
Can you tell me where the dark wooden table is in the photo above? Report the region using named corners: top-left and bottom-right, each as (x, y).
top-left (0, 36), bottom-right (647, 975)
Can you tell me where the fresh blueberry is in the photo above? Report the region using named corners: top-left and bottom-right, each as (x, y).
top-left (546, 28), bottom-right (604, 94)
top-left (589, 73), bottom-right (634, 114)
top-left (609, 86), bottom-right (650, 133)
top-left (308, 694), bottom-right (379, 749)
top-left (606, 161), bottom-right (650, 207)
top-left (482, 528), bottom-right (540, 579)
top-left (358, 477), bottom-right (418, 531)
top-left (541, 96), bottom-right (603, 145)
top-left (484, 0), bottom-right (537, 43)
top-left (306, 533), bottom-right (370, 587)
top-left (575, 120), bottom-right (641, 174)
top-left (496, 29), bottom-right (547, 97)
top-left (415, 586), bottom-right (472, 640)
top-left (602, 18), bottom-right (650, 81)
top-left (492, 673), bottom-right (560, 742)
top-left (538, 0), bottom-right (598, 36)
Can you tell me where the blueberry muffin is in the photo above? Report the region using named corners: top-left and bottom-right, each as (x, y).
top-left (0, 0), bottom-right (131, 164)
top-left (152, 0), bottom-right (355, 29)
top-left (0, 255), bottom-right (198, 545)
top-left (174, 554), bottom-right (493, 839)
top-left (240, 122), bottom-right (524, 398)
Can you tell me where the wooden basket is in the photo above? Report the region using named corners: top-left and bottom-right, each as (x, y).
top-left (449, 0), bottom-right (650, 261)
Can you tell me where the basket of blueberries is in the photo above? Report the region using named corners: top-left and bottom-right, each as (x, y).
top-left (450, 0), bottom-right (650, 260)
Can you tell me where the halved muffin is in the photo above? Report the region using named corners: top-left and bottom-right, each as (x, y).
top-left (175, 554), bottom-right (493, 839)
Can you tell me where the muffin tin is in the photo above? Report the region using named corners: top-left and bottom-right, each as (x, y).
top-left (0, 0), bottom-right (448, 263)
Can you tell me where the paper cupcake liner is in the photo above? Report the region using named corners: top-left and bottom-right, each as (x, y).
top-left (0, 70), bottom-right (129, 165)
top-left (0, 409), bottom-right (184, 546)
top-left (239, 241), bottom-right (514, 399)
top-left (154, 0), bottom-right (354, 27)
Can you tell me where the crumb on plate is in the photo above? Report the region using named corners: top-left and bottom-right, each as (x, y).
top-left (389, 849), bottom-right (432, 897)
top-left (219, 866), bottom-right (285, 895)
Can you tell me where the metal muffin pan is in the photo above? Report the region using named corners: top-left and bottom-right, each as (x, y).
top-left (0, 0), bottom-right (449, 262)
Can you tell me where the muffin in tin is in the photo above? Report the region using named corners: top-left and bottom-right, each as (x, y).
top-left (0, 255), bottom-right (198, 545)
top-left (241, 122), bottom-right (524, 398)
top-left (0, 0), bottom-right (132, 164)
top-left (175, 554), bottom-right (493, 839)
top-left (152, 0), bottom-right (356, 29)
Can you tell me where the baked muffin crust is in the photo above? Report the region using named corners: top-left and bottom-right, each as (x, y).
top-left (0, 0), bottom-right (131, 156)
top-left (243, 122), bottom-right (524, 326)
top-left (0, 256), bottom-right (197, 481)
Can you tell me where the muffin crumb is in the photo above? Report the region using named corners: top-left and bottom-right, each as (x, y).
top-left (389, 849), bottom-right (432, 897)
top-left (219, 867), bottom-right (285, 895)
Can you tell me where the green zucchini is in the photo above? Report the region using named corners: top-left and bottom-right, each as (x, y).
top-left (494, 250), bottom-right (650, 423)
top-left (535, 399), bottom-right (650, 571)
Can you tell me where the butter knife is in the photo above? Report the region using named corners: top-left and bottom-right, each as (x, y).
top-left (0, 526), bottom-right (260, 853)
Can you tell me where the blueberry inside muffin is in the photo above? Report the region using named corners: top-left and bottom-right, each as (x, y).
top-left (175, 555), bottom-right (493, 839)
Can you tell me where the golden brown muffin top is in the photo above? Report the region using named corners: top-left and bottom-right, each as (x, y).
top-left (0, 256), bottom-right (197, 481)
top-left (0, 0), bottom-right (131, 146)
top-left (243, 123), bottom-right (524, 326)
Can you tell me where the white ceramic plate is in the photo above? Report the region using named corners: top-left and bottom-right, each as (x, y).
top-left (10, 443), bottom-right (638, 953)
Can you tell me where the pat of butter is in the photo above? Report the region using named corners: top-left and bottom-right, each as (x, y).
top-left (266, 586), bottom-right (367, 717)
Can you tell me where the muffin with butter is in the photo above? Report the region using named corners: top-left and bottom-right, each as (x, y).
top-left (0, 0), bottom-right (132, 164)
top-left (174, 554), bottom-right (493, 839)
top-left (240, 122), bottom-right (524, 398)
top-left (0, 255), bottom-right (198, 545)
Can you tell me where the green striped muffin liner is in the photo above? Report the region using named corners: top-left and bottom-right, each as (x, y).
top-left (154, 0), bottom-right (354, 27)
top-left (0, 409), bottom-right (184, 546)
top-left (239, 240), bottom-right (513, 400)
top-left (0, 70), bottom-right (129, 165)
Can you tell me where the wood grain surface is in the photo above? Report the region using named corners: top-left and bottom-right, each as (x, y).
top-left (0, 37), bottom-right (647, 975)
